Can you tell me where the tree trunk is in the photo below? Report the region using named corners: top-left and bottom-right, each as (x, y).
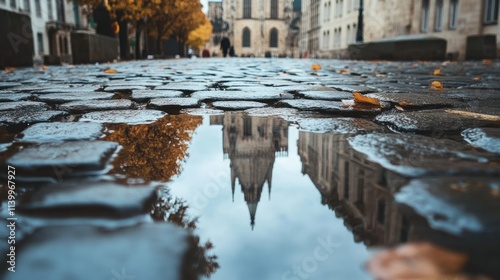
top-left (135, 21), bottom-right (142, 59)
top-left (119, 20), bottom-right (129, 60)
top-left (157, 35), bottom-right (162, 56)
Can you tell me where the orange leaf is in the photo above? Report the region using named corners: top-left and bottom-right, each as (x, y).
top-left (4, 67), bottom-right (15, 73)
top-left (104, 69), bottom-right (117, 74)
top-left (398, 101), bottom-right (412, 106)
top-left (311, 64), bottom-right (321, 71)
top-left (433, 68), bottom-right (441, 76)
top-left (430, 81), bottom-right (443, 90)
top-left (352, 92), bottom-right (381, 107)
top-left (337, 69), bottom-right (350, 74)
top-left (482, 59), bottom-right (492, 65)
top-left (40, 65), bottom-right (48, 71)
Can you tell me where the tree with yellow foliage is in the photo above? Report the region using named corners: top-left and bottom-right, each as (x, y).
top-left (187, 16), bottom-right (213, 53)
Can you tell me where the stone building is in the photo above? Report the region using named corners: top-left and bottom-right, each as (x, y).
top-left (221, 0), bottom-right (295, 57)
top-left (205, 1), bottom-right (225, 56)
top-left (300, 0), bottom-right (499, 60)
top-left (210, 114), bottom-right (289, 229)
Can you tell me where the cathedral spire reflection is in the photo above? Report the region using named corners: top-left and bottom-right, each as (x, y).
top-left (211, 113), bottom-right (288, 229)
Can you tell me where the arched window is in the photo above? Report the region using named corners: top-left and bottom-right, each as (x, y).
top-left (243, 0), bottom-right (251, 18)
top-left (271, 0), bottom-right (278, 19)
top-left (269, 28), bottom-right (278, 48)
top-left (243, 27), bottom-right (251, 47)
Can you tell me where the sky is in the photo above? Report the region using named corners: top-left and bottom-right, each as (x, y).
top-left (201, 0), bottom-right (221, 13)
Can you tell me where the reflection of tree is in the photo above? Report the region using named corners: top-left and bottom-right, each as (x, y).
top-left (105, 115), bottom-right (202, 182)
top-left (151, 186), bottom-right (219, 278)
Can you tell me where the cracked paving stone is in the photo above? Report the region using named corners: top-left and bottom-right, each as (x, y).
top-left (278, 99), bottom-right (382, 115)
top-left (59, 99), bottom-right (133, 113)
top-left (462, 128), bottom-right (500, 154)
top-left (79, 109), bottom-right (166, 124)
top-left (376, 109), bottom-right (496, 133)
top-left (212, 101), bottom-right (267, 110)
top-left (0, 101), bottom-right (49, 111)
top-left (297, 90), bottom-right (354, 100)
top-left (19, 122), bottom-right (104, 142)
top-left (36, 92), bottom-right (115, 103)
top-left (155, 83), bottom-right (209, 92)
top-left (348, 133), bottom-right (500, 177)
top-left (148, 98), bottom-right (200, 110)
top-left (4, 223), bottom-right (193, 280)
top-left (192, 90), bottom-right (293, 101)
top-left (18, 182), bottom-right (156, 218)
top-left (396, 177), bottom-right (500, 237)
top-left (326, 84), bottom-right (377, 93)
top-left (295, 117), bottom-right (385, 133)
top-left (131, 90), bottom-right (184, 102)
top-left (366, 92), bottom-right (464, 108)
top-left (6, 140), bottom-right (119, 179)
top-left (0, 92), bottom-right (31, 101)
top-left (0, 110), bottom-right (67, 124)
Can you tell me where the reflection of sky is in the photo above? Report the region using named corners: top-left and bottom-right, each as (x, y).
top-left (170, 117), bottom-right (372, 280)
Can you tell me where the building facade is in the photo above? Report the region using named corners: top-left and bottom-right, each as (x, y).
top-left (222, 0), bottom-right (295, 57)
top-left (0, 0), bottom-right (89, 64)
top-left (300, 0), bottom-right (500, 60)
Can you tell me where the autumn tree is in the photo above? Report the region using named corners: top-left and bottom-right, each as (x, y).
top-left (187, 17), bottom-right (213, 53)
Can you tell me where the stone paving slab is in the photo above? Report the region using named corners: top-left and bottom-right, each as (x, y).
top-left (4, 223), bottom-right (192, 280)
top-left (0, 110), bottom-right (67, 124)
top-left (131, 90), bottom-right (184, 101)
top-left (212, 101), bottom-right (267, 110)
top-left (0, 101), bottom-right (49, 111)
top-left (297, 90), bottom-right (354, 100)
top-left (36, 92), bottom-right (114, 103)
top-left (19, 122), bottom-right (104, 142)
top-left (278, 99), bottom-right (383, 115)
top-left (295, 117), bottom-right (386, 133)
top-left (156, 83), bottom-right (209, 92)
top-left (30, 86), bottom-right (102, 94)
top-left (326, 84), bottom-right (377, 93)
top-left (6, 141), bottom-right (119, 179)
top-left (79, 109), bottom-right (166, 124)
top-left (0, 92), bottom-right (31, 101)
top-left (348, 133), bottom-right (500, 177)
top-left (366, 92), bottom-right (464, 108)
top-left (148, 98), bottom-right (200, 110)
top-left (103, 85), bottom-right (148, 92)
top-left (59, 99), bottom-right (133, 113)
top-left (462, 128), bottom-right (500, 154)
top-left (192, 90), bottom-right (293, 101)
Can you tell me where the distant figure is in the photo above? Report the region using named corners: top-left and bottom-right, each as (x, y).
top-left (220, 37), bottom-right (230, 57)
top-left (229, 46), bottom-right (235, 57)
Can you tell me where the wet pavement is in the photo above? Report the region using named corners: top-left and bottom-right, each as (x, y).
top-left (0, 58), bottom-right (500, 280)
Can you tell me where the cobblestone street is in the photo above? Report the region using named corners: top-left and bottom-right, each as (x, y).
top-left (1, 58), bottom-right (500, 280)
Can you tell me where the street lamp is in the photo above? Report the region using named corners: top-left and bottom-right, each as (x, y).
top-left (355, 0), bottom-right (364, 43)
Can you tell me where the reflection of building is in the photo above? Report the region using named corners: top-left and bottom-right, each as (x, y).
top-left (298, 132), bottom-right (412, 246)
top-left (211, 113), bottom-right (288, 229)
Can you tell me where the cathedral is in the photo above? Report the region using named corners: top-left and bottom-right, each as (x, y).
top-left (214, 0), bottom-right (296, 57)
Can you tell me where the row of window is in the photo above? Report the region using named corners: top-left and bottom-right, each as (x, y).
top-left (421, 0), bottom-right (498, 33)
top-left (243, 0), bottom-right (279, 19)
top-left (322, 23), bottom-right (357, 49)
top-left (323, 0), bottom-right (360, 22)
top-left (2, 0), bottom-right (55, 20)
top-left (241, 27), bottom-right (279, 48)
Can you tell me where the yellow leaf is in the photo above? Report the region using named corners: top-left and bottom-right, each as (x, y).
top-left (104, 69), bottom-right (117, 74)
top-left (398, 101), bottom-right (412, 106)
top-left (352, 92), bottom-right (381, 107)
top-left (433, 68), bottom-right (441, 76)
top-left (430, 81), bottom-right (444, 90)
top-left (311, 64), bottom-right (321, 71)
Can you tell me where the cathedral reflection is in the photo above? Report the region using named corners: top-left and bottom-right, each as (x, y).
top-left (298, 131), bottom-right (413, 246)
top-left (211, 113), bottom-right (289, 229)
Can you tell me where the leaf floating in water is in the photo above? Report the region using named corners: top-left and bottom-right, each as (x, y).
top-left (430, 81), bottom-right (444, 90)
top-left (352, 92), bottom-right (381, 107)
top-left (104, 69), bottom-right (117, 74)
top-left (311, 64), bottom-right (321, 71)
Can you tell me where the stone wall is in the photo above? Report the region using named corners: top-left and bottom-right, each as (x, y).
top-left (71, 31), bottom-right (118, 64)
top-left (0, 9), bottom-right (34, 69)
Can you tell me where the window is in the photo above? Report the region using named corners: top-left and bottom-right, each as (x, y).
top-left (435, 0), bottom-right (443, 31)
top-left (339, 0), bottom-right (343, 17)
top-left (37, 32), bottom-right (44, 55)
top-left (484, 0), bottom-right (499, 24)
top-left (377, 199), bottom-right (386, 225)
top-left (449, 0), bottom-right (458, 29)
top-left (347, 0), bottom-right (351, 12)
top-left (242, 27), bottom-right (251, 47)
top-left (23, 0), bottom-right (30, 11)
top-left (243, 0), bottom-right (251, 18)
top-left (271, 0), bottom-right (278, 19)
top-left (270, 28), bottom-right (278, 47)
top-left (10, 0), bottom-right (16, 8)
top-left (347, 25), bottom-right (351, 44)
top-left (48, 0), bottom-right (54, 20)
top-left (421, 0), bottom-right (430, 32)
top-left (243, 117), bottom-right (252, 137)
top-left (335, 0), bottom-right (339, 18)
top-left (35, 0), bottom-right (42, 17)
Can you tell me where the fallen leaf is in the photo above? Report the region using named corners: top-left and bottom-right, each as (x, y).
top-left (430, 81), bottom-right (444, 90)
top-left (4, 67), bottom-right (16, 73)
top-left (352, 92), bottom-right (381, 107)
top-left (398, 101), bottom-right (412, 106)
top-left (433, 68), bottom-right (442, 76)
top-left (337, 69), bottom-right (350, 74)
top-left (444, 109), bottom-right (500, 121)
top-left (482, 59), bottom-right (492, 65)
top-left (40, 65), bottom-right (48, 71)
top-left (473, 76), bottom-right (481, 81)
top-left (376, 73), bottom-right (387, 78)
top-left (395, 105), bottom-right (405, 111)
top-left (311, 64), bottom-right (321, 71)
top-left (104, 69), bottom-right (117, 74)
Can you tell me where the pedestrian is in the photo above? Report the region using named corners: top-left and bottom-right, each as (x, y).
top-left (221, 37), bottom-right (230, 57)
top-left (229, 46), bottom-right (235, 57)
